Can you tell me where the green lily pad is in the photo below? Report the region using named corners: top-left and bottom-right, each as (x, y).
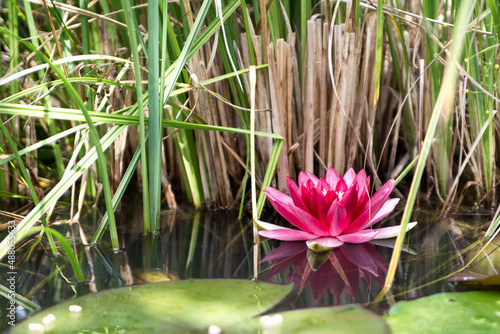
top-left (12, 279), bottom-right (292, 334)
top-left (232, 305), bottom-right (390, 333)
top-left (386, 291), bottom-right (500, 333)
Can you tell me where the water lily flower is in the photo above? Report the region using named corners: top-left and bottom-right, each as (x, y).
top-left (257, 168), bottom-right (416, 251)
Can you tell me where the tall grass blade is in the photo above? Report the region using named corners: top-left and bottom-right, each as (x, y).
top-left (121, 0), bottom-right (151, 231)
top-left (92, 140), bottom-right (143, 243)
top-left (249, 65), bottom-right (258, 278)
top-left (373, 0), bottom-right (384, 107)
top-left (148, 0), bottom-right (161, 234)
top-left (215, 0), bottom-right (243, 91)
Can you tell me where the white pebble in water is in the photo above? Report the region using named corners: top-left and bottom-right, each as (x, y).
top-left (69, 305), bottom-right (83, 314)
top-left (260, 314), bottom-right (283, 328)
top-left (28, 323), bottom-right (45, 333)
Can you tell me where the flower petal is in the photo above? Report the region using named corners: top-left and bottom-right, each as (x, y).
top-left (259, 229), bottom-right (318, 241)
top-left (254, 219), bottom-right (292, 231)
top-left (339, 182), bottom-right (358, 222)
top-left (339, 243), bottom-right (379, 276)
top-left (352, 169), bottom-right (368, 198)
top-left (265, 187), bottom-right (325, 234)
top-left (287, 177), bottom-right (307, 211)
top-left (364, 198), bottom-right (400, 228)
top-left (343, 168), bottom-right (356, 187)
top-left (300, 179), bottom-right (315, 211)
top-left (309, 183), bottom-right (331, 227)
top-left (352, 175), bottom-right (370, 218)
top-left (298, 171), bottom-right (319, 188)
top-left (261, 242), bottom-right (307, 262)
top-left (306, 237), bottom-right (344, 251)
top-left (335, 178), bottom-right (348, 194)
top-left (327, 200), bottom-right (348, 236)
top-left (372, 222), bottom-right (417, 239)
top-left (337, 230), bottom-right (379, 243)
top-left (343, 179), bottom-right (395, 234)
top-left (288, 203), bottom-right (329, 236)
top-left (326, 167), bottom-right (340, 189)
top-left (265, 185), bottom-right (294, 205)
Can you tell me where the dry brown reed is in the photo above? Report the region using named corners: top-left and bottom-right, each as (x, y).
top-left (1, 1), bottom-right (499, 214)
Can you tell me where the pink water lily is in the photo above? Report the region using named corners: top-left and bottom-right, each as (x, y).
top-left (258, 168), bottom-right (416, 251)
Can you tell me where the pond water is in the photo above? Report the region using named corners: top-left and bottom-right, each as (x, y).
top-left (0, 195), bottom-right (497, 330)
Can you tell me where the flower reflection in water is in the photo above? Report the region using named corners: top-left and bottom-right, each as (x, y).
top-left (261, 242), bottom-right (388, 302)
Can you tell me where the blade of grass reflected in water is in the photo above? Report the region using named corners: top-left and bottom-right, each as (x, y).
top-left (185, 211), bottom-right (201, 276)
top-left (0, 284), bottom-right (41, 313)
top-left (25, 227), bottom-right (85, 282)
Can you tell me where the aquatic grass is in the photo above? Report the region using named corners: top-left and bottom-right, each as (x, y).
top-left (0, 2), bottom-right (496, 204)
top-left (121, 0), bottom-right (151, 233)
top-left (300, 1), bottom-right (312, 74)
top-left (0, 118), bottom-right (58, 255)
top-left (384, 15), bottom-right (416, 164)
top-left (0, 92), bottom-right (284, 264)
top-left (7, 0), bottom-right (19, 97)
top-left (376, 0), bottom-right (477, 301)
top-left (463, 9), bottom-right (497, 205)
top-left (373, 0), bottom-right (384, 109)
top-left (152, 0), bottom-right (169, 233)
top-left (0, 30), bottom-right (120, 251)
top-left (249, 65), bottom-right (260, 277)
top-left (0, 283), bottom-right (41, 313)
top-left (92, 136), bottom-right (143, 243)
top-left (4, 0), bottom-right (245, 237)
top-left (161, 0), bottom-right (216, 211)
top-left (2, 1), bottom-right (500, 302)
top-left (21, 0), bottom-right (66, 178)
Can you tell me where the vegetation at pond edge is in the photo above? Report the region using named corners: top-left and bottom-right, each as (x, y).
top-left (1, 0), bottom-right (500, 332)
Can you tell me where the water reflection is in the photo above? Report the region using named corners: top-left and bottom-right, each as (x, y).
top-left (2, 200), bottom-right (495, 326)
top-left (261, 242), bottom-right (388, 302)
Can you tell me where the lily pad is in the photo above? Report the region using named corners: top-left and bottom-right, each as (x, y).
top-left (232, 305), bottom-right (391, 333)
top-left (12, 279), bottom-right (292, 333)
top-left (386, 291), bottom-right (500, 333)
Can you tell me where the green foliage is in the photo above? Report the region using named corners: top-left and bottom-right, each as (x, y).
top-left (10, 280), bottom-right (293, 333)
top-left (1, 0), bottom-right (500, 303)
top-left (386, 291), bottom-right (500, 333)
top-left (9, 279), bottom-right (392, 334)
